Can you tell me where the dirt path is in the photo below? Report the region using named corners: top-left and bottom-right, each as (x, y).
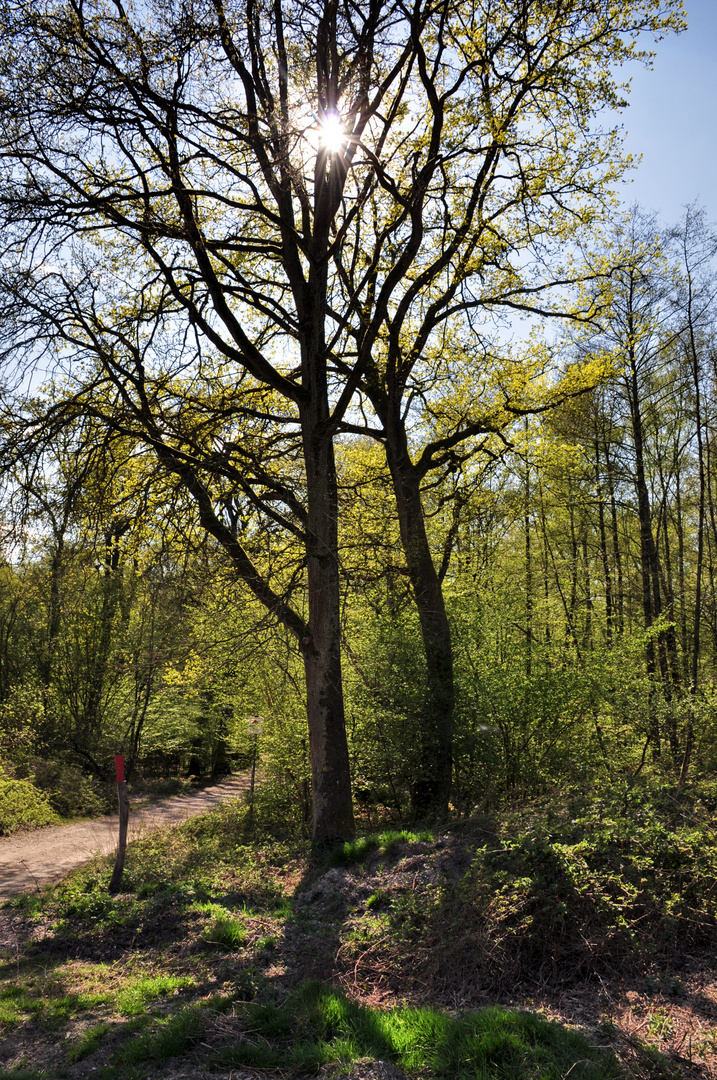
top-left (0, 774), bottom-right (251, 901)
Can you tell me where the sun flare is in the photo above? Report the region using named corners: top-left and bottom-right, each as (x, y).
top-left (318, 112), bottom-right (345, 154)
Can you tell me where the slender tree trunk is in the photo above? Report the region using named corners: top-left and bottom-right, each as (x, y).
top-left (626, 352), bottom-right (663, 755)
top-left (594, 441), bottom-right (614, 645)
top-left (539, 481), bottom-right (552, 644)
top-left (0, 598), bottom-right (19, 703)
top-left (82, 521), bottom-right (130, 742)
top-left (43, 533), bottom-right (65, 687)
top-left (524, 442), bottom-right (533, 675)
top-left (583, 533), bottom-right (593, 651)
top-left (539, 477), bottom-right (580, 658)
top-left (383, 420), bottom-right (453, 820)
top-left (604, 441), bottom-right (624, 632)
top-left (675, 463), bottom-right (689, 679)
top-left (680, 308), bottom-right (707, 788)
top-left (655, 456), bottom-right (682, 696)
top-left (567, 496), bottom-right (580, 651)
top-left (705, 430), bottom-right (717, 664)
top-left (689, 350), bottom-right (706, 697)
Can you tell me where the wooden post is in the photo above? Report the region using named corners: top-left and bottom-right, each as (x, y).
top-left (109, 755), bottom-right (129, 894)
top-left (246, 718), bottom-right (263, 826)
top-left (249, 734), bottom-right (258, 824)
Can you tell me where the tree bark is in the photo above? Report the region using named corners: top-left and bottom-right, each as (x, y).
top-left (594, 440), bottom-right (614, 645)
top-left (626, 342), bottom-right (663, 754)
top-left (524, 436), bottom-right (534, 674)
top-left (382, 421), bottom-right (453, 820)
top-left (674, 462), bottom-right (690, 679)
top-left (604, 441), bottom-right (625, 632)
top-left (300, 405), bottom-right (355, 840)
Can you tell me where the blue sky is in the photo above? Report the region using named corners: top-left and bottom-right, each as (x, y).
top-left (615, 0), bottom-right (717, 225)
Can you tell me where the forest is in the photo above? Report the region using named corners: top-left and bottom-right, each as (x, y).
top-left (1, 201), bottom-right (715, 837)
top-left (5, 2), bottom-right (717, 1078)
top-left (0, 0), bottom-right (709, 840)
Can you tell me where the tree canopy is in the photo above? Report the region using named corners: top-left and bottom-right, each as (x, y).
top-left (0, 0), bottom-right (685, 836)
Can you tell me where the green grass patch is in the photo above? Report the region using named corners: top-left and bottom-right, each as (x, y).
top-left (0, 986), bottom-right (29, 1029)
top-left (44, 991), bottom-right (109, 1030)
top-left (114, 1005), bottom-right (207, 1064)
top-left (366, 888), bottom-right (391, 911)
top-left (0, 967), bottom-right (118, 1032)
top-left (116, 975), bottom-right (196, 1016)
top-left (0, 979), bottom-right (110, 1032)
top-left (66, 1021), bottom-right (112, 1062)
top-left (114, 996), bottom-right (230, 1065)
top-left (331, 829), bottom-right (435, 867)
top-left (203, 913), bottom-right (247, 948)
top-left (216, 981), bottom-right (622, 1080)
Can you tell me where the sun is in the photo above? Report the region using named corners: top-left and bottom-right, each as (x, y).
top-left (318, 111), bottom-right (345, 154)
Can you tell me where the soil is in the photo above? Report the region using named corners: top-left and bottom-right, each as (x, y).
top-left (0, 773), bottom-right (250, 900)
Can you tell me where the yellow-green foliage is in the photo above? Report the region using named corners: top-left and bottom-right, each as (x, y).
top-left (0, 766), bottom-right (59, 835)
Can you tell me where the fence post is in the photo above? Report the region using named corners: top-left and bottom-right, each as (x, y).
top-left (109, 754), bottom-right (130, 894)
top-left (246, 718), bottom-right (264, 825)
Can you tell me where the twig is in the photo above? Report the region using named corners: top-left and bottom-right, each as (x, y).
top-left (352, 936), bottom-right (391, 985)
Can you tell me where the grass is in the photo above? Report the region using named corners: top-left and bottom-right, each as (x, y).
top-left (1, 779), bottom-right (711, 1078)
top-left (0, 1071), bottom-right (50, 1080)
top-left (113, 997), bottom-right (230, 1065)
top-left (0, 978), bottom-right (111, 1032)
top-left (216, 980), bottom-right (622, 1080)
top-left (66, 1022), bottom-right (112, 1062)
top-left (115, 974), bottom-right (196, 1016)
top-left (202, 912), bottom-right (247, 948)
top-left (330, 828), bottom-right (435, 867)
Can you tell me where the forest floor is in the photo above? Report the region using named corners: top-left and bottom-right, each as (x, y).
top-left (0, 783), bottom-right (715, 1080)
top-left (0, 774), bottom-right (251, 900)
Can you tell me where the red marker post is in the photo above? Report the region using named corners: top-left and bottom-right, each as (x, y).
top-left (109, 754), bottom-right (130, 893)
top-left (246, 717), bottom-right (264, 826)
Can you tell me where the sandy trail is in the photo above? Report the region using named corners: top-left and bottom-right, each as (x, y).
top-left (0, 774), bottom-right (250, 901)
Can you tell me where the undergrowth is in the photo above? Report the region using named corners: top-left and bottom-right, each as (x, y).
top-left (1, 776), bottom-right (713, 1078)
top-left (341, 776), bottom-right (717, 998)
top-left (0, 769), bottom-right (59, 835)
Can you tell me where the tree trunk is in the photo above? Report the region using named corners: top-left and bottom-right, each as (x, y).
top-left (44, 534), bottom-right (64, 687)
top-left (675, 462), bottom-right (689, 679)
top-left (626, 354), bottom-right (663, 755)
top-left (582, 533), bottom-right (593, 651)
top-left (299, 382), bottom-right (355, 840)
top-left (604, 441), bottom-right (624, 632)
top-left (704, 430), bottom-right (717, 664)
top-left (689, 338), bottom-right (705, 698)
top-left (594, 441), bottom-right (614, 645)
top-left (383, 422), bottom-right (453, 821)
top-left (524, 441), bottom-right (534, 674)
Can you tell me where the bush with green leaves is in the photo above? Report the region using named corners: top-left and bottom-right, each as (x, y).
top-left (371, 776), bottom-right (717, 996)
top-left (0, 766), bottom-right (59, 834)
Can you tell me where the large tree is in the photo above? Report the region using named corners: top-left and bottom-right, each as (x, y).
top-left (0, 0), bottom-right (683, 833)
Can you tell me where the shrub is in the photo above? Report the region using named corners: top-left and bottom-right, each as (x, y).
top-left (0, 767), bottom-right (59, 835)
